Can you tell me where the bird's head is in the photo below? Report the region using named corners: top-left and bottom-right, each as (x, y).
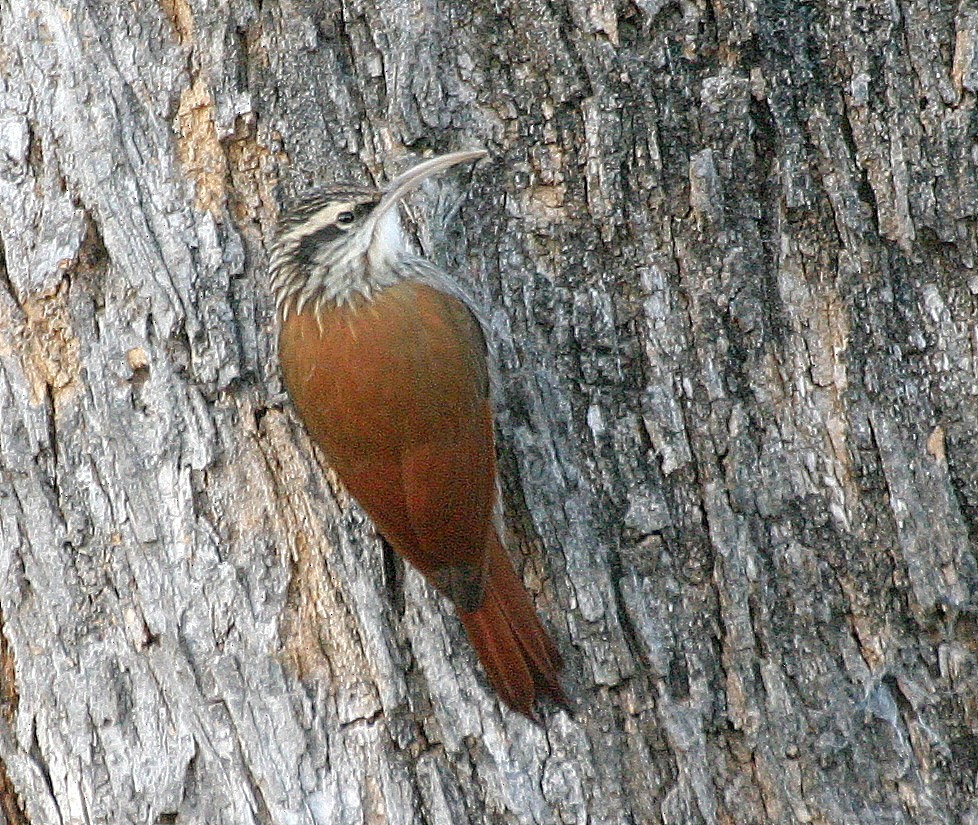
top-left (269, 150), bottom-right (486, 316)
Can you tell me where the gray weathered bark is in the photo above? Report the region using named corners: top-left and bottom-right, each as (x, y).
top-left (2, 0), bottom-right (978, 823)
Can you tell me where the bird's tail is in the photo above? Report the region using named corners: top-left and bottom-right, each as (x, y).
top-left (457, 534), bottom-right (566, 717)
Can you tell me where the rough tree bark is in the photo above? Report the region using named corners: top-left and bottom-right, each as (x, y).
top-left (1, 0), bottom-right (977, 823)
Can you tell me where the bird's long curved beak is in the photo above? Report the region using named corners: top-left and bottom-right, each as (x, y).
top-left (370, 150), bottom-right (488, 227)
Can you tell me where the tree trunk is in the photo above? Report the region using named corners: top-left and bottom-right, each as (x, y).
top-left (2, 0), bottom-right (977, 823)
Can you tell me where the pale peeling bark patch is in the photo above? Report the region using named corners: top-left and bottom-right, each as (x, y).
top-left (175, 78), bottom-right (228, 218)
top-left (279, 529), bottom-right (345, 684)
top-left (225, 113), bottom-right (283, 267)
top-left (258, 411), bottom-right (386, 725)
top-left (160, 0), bottom-right (194, 45)
top-left (952, 6), bottom-right (978, 96)
top-left (2, 281), bottom-right (82, 407)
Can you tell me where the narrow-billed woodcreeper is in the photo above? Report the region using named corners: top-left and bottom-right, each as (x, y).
top-left (269, 151), bottom-right (565, 716)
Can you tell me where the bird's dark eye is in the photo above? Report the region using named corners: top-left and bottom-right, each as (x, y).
top-left (336, 210), bottom-right (355, 226)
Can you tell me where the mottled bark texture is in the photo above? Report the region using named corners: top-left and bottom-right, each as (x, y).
top-left (1, 0), bottom-right (977, 823)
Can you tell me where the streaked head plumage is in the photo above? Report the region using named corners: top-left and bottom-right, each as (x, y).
top-left (269, 150), bottom-right (487, 318)
top-left (269, 183), bottom-right (398, 317)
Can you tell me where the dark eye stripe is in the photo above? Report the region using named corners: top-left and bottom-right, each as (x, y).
top-left (285, 197), bottom-right (379, 263)
top-left (295, 225), bottom-right (341, 265)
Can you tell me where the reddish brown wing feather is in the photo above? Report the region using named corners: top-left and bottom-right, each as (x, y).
top-left (278, 282), bottom-right (495, 586)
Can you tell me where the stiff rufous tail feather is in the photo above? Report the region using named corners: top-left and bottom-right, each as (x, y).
top-left (457, 534), bottom-right (566, 717)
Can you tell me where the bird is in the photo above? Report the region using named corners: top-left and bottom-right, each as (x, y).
top-left (268, 150), bottom-right (566, 718)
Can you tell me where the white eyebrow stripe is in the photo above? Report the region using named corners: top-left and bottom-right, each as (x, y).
top-left (278, 203), bottom-right (350, 246)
